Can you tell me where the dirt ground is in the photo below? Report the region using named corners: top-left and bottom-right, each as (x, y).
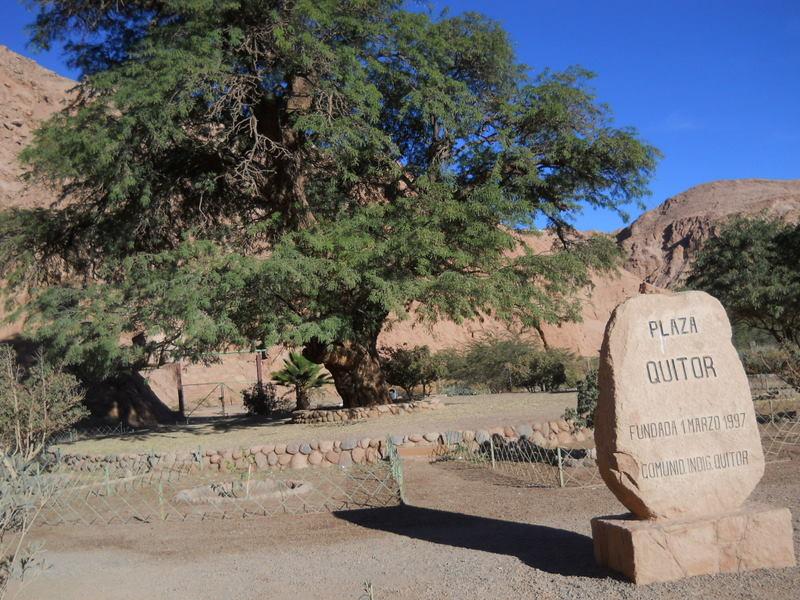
top-left (54, 392), bottom-right (576, 455)
top-left (19, 458), bottom-right (800, 600)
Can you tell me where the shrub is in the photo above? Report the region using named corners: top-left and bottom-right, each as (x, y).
top-left (444, 336), bottom-right (539, 393)
top-left (440, 383), bottom-right (479, 396)
top-left (241, 383), bottom-right (280, 417)
top-left (381, 345), bottom-right (444, 399)
top-left (740, 347), bottom-right (800, 392)
top-left (1, 455), bottom-right (53, 598)
top-left (443, 336), bottom-right (578, 393)
top-left (272, 353), bottom-right (333, 411)
top-left (513, 348), bottom-right (580, 392)
top-left (0, 346), bottom-right (88, 461)
top-left (564, 368), bottom-right (598, 428)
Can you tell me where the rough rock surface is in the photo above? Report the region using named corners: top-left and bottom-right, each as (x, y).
top-left (0, 46), bottom-right (73, 340)
top-left (0, 45), bottom-right (72, 211)
top-left (617, 179), bottom-right (800, 288)
top-left (592, 504), bottom-right (796, 584)
top-left (595, 291), bottom-right (765, 519)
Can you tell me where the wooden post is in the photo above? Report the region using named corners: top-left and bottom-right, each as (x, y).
top-left (175, 362), bottom-right (185, 419)
top-left (255, 351), bottom-right (264, 392)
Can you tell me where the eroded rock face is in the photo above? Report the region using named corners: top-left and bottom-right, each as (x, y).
top-left (595, 291), bottom-right (765, 520)
top-left (617, 179), bottom-right (800, 289)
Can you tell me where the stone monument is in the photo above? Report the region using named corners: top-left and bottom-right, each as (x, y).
top-left (591, 290), bottom-right (796, 584)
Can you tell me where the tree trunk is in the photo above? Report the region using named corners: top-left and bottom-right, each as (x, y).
top-left (304, 341), bottom-right (389, 408)
top-left (295, 387), bottom-right (311, 411)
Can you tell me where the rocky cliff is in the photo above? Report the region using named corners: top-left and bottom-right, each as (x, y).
top-left (617, 179), bottom-right (800, 288)
top-left (0, 45), bottom-right (72, 211)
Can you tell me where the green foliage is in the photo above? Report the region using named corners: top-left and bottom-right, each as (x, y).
top-left (510, 348), bottom-right (580, 392)
top-left (732, 322), bottom-right (778, 351)
top-left (241, 382), bottom-right (280, 418)
top-left (272, 352), bottom-right (332, 410)
top-left (0, 346), bottom-right (88, 461)
top-left (687, 217), bottom-right (800, 347)
top-left (439, 383), bottom-right (479, 396)
top-left (1, 455), bottom-right (51, 599)
top-left (444, 336), bottom-right (576, 393)
top-left (687, 217), bottom-right (800, 391)
top-left (381, 345), bottom-right (444, 399)
top-left (445, 336), bottom-right (539, 393)
top-left (3, 1), bottom-right (658, 393)
top-left (565, 368), bottom-right (598, 427)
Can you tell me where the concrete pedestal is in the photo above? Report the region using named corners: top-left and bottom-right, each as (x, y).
top-left (591, 503), bottom-right (796, 584)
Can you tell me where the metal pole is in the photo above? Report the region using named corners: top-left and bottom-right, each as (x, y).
top-left (557, 447), bottom-right (565, 488)
top-left (490, 436), bottom-right (496, 470)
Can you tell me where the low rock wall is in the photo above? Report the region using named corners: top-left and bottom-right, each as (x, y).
top-left (49, 417), bottom-right (593, 474)
top-left (290, 398), bottom-right (443, 424)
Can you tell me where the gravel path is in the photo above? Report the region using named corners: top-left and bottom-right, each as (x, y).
top-left (20, 459), bottom-right (799, 599)
top-left (54, 392), bottom-right (576, 455)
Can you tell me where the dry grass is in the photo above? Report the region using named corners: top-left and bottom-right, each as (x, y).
top-left (53, 392), bottom-right (577, 455)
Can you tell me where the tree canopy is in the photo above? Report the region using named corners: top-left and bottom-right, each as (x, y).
top-left (1, 0), bottom-right (658, 406)
top-left (686, 217), bottom-right (800, 347)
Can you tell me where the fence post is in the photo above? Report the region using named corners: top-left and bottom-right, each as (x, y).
top-left (246, 464), bottom-right (252, 498)
top-left (388, 438), bottom-right (406, 504)
top-left (557, 447), bottom-right (565, 488)
top-left (489, 436), bottom-right (496, 470)
top-left (255, 351), bottom-right (264, 392)
top-left (175, 362), bottom-right (186, 420)
top-left (157, 482), bottom-right (166, 521)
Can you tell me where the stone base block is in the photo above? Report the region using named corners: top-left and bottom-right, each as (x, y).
top-left (591, 504), bottom-right (796, 584)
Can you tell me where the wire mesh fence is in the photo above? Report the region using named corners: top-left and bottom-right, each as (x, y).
top-left (758, 412), bottom-right (800, 462)
top-left (436, 435), bottom-right (603, 488)
top-left (435, 412), bottom-right (800, 489)
top-left (47, 423), bottom-right (138, 446)
top-left (25, 453), bottom-right (401, 527)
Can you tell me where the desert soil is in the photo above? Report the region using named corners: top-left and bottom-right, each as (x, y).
top-left (19, 458), bottom-right (800, 600)
top-left (53, 392), bottom-right (577, 455)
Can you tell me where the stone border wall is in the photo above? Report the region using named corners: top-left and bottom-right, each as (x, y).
top-left (290, 398), bottom-right (443, 424)
top-left (49, 417), bottom-right (593, 474)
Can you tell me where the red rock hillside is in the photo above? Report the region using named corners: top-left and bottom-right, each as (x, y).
top-left (617, 179), bottom-right (800, 288)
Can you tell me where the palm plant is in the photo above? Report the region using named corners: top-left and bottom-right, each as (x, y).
top-left (272, 353), bottom-right (333, 411)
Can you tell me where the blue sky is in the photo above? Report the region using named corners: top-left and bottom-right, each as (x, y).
top-left (2, 0), bottom-right (799, 231)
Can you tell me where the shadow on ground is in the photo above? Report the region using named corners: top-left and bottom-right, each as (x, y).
top-left (335, 504), bottom-right (613, 579)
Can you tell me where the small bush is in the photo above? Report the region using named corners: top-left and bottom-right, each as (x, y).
top-left (381, 345), bottom-right (444, 399)
top-left (440, 383), bottom-right (479, 396)
top-left (0, 346), bottom-right (87, 461)
top-left (442, 336), bottom-right (579, 393)
top-left (740, 346), bottom-right (800, 392)
top-left (241, 383), bottom-right (280, 417)
top-left (1, 455), bottom-right (53, 598)
top-left (512, 348), bottom-right (580, 392)
top-left (272, 353), bottom-right (333, 411)
top-left (564, 368), bottom-right (598, 428)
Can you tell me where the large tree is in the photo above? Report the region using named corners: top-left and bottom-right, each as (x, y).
top-left (0, 1), bottom-right (658, 407)
top-left (687, 217), bottom-right (800, 347)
